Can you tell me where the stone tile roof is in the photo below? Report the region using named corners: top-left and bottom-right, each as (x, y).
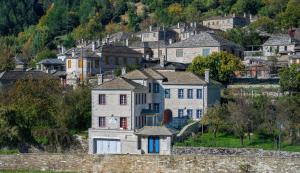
top-left (0, 71), bottom-right (57, 81)
top-left (159, 71), bottom-right (207, 85)
top-left (135, 126), bottom-right (174, 136)
top-left (94, 77), bottom-right (147, 91)
top-left (263, 34), bottom-right (298, 46)
top-left (167, 32), bottom-right (241, 48)
top-left (109, 32), bottom-right (131, 41)
top-left (123, 68), bottom-right (166, 80)
top-left (37, 58), bottom-right (64, 65)
top-left (129, 40), bottom-right (168, 49)
top-left (152, 62), bottom-right (187, 71)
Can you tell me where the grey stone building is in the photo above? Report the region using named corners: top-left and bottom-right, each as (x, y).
top-left (166, 31), bottom-right (243, 64)
top-left (88, 68), bottom-right (221, 155)
top-left (202, 14), bottom-right (250, 31)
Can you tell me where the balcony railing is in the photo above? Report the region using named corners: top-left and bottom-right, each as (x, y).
top-left (244, 51), bottom-right (263, 57)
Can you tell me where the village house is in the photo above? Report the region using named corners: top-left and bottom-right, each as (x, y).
top-left (64, 43), bottom-right (143, 85)
top-left (88, 67), bottom-right (221, 155)
top-left (289, 54), bottom-right (300, 66)
top-left (202, 14), bottom-right (250, 31)
top-left (36, 58), bottom-right (65, 74)
top-left (166, 31), bottom-right (243, 64)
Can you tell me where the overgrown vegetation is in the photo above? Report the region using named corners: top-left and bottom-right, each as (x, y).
top-left (0, 78), bottom-right (91, 152)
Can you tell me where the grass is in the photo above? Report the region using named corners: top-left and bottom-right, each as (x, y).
top-left (0, 149), bottom-right (19, 155)
top-left (175, 133), bottom-right (300, 152)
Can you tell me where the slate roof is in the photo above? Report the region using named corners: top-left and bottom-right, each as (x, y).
top-left (37, 58), bottom-right (64, 65)
top-left (135, 126), bottom-right (174, 136)
top-left (94, 77), bottom-right (147, 90)
top-left (64, 47), bottom-right (99, 59)
top-left (263, 34), bottom-right (298, 46)
top-left (109, 32), bottom-right (131, 41)
top-left (123, 68), bottom-right (166, 80)
top-left (152, 61), bottom-right (187, 71)
top-left (129, 40), bottom-right (168, 49)
top-left (167, 32), bottom-right (241, 48)
top-left (204, 15), bottom-right (245, 21)
top-left (0, 71), bottom-right (57, 81)
top-left (289, 54), bottom-right (300, 59)
top-left (159, 71), bottom-right (207, 85)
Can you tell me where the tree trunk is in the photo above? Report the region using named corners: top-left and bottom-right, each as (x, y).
top-left (248, 131), bottom-right (251, 140)
top-left (240, 135), bottom-right (244, 146)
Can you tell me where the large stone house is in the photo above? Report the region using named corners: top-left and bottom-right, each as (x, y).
top-left (166, 31), bottom-right (243, 64)
top-left (202, 14), bottom-right (250, 31)
top-left (64, 44), bottom-right (143, 85)
top-left (88, 68), bottom-right (221, 155)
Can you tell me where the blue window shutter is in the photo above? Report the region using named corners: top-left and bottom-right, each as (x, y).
top-left (148, 137), bottom-right (153, 153)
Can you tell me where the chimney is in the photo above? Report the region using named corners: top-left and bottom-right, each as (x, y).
top-left (250, 14), bottom-right (252, 20)
top-left (92, 41), bottom-right (96, 52)
top-left (97, 39), bottom-right (101, 46)
top-left (244, 13), bottom-right (246, 18)
top-left (61, 45), bottom-right (65, 54)
top-left (177, 23), bottom-right (180, 29)
top-left (97, 74), bottom-right (104, 85)
top-left (160, 55), bottom-right (165, 68)
top-left (190, 22), bottom-right (193, 27)
top-left (233, 13), bottom-right (236, 17)
top-left (72, 49), bottom-right (75, 57)
top-left (205, 69), bottom-right (210, 83)
top-left (193, 22), bottom-right (197, 28)
top-left (105, 35), bottom-right (110, 44)
top-left (149, 25), bottom-right (152, 32)
top-left (145, 54), bottom-right (150, 60)
top-left (121, 67), bottom-right (126, 75)
top-left (168, 38), bottom-right (173, 45)
top-left (125, 39), bottom-right (129, 46)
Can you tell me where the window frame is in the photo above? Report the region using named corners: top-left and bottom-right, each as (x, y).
top-left (176, 49), bottom-right (183, 57)
top-left (98, 94), bottom-right (106, 105)
top-left (120, 117), bottom-right (127, 129)
top-left (153, 103), bottom-right (160, 113)
top-left (153, 83), bottom-right (160, 93)
top-left (165, 89), bottom-right (170, 99)
top-left (178, 109), bottom-right (184, 117)
top-left (187, 89), bottom-right (193, 99)
top-left (197, 89), bottom-right (203, 99)
top-left (178, 89), bottom-right (184, 99)
top-left (202, 48), bottom-right (211, 56)
top-left (120, 94), bottom-right (127, 105)
top-left (187, 109), bottom-right (193, 118)
top-left (196, 109), bottom-right (203, 119)
top-left (99, 117), bottom-right (106, 127)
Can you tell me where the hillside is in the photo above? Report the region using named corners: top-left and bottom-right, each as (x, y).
top-left (0, 0), bottom-right (300, 70)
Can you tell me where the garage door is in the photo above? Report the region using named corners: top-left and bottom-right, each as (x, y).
top-left (94, 139), bottom-right (121, 154)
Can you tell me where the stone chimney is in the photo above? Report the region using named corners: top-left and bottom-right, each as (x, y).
top-left (125, 39), bottom-right (129, 47)
top-left (177, 23), bottom-right (180, 29)
top-left (244, 13), bottom-right (246, 18)
top-left (72, 49), bottom-right (75, 57)
top-left (190, 22), bottom-right (193, 27)
top-left (92, 41), bottom-right (96, 52)
top-left (97, 74), bottom-right (104, 85)
top-left (149, 25), bottom-right (152, 32)
top-left (168, 38), bottom-right (173, 45)
top-left (61, 45), bottom-right (66, 54)
top-left (121, 67), bottom-right (126, 75)
top-left (233, 13), bottom-right (236, 17)
top-left (160, 55), bottom-right (165, 68)
top-left (205, 69), bottom-right (210, 83)
top-left (193, 22), bottom-right (197, 28)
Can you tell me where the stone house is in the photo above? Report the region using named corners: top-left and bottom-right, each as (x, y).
top-left (202, 14), bottom-right (250, 31)
top-left (36, 59), bottom-right (65, 74)
top-left (64, 44), bottom-right (143, 85)
top-left (289, 54), bottom-right (300, 66)
top-left (88, 68), bottom-right (221, 155)
top-left (262, 34), bottom-right (300, 57)
top-left (166, 31), bottom-right (243, 64)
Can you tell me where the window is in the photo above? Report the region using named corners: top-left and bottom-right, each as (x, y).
top-left (187, 109), bottom-right (193, 118)
top-left (197, 89), bottom-right (203, 99)
top-left (158, 50), bottom-right (162, 57)
top-left (284, 46), bottom-right (287, 51)
top-left (178, 109), bottom-right (184, 117)
top-left (153, 83), bottom-right (159, 93)
top-left (78, 59), bottom-right (83, 68)
top-left (95, 59), bottom-right (99, 68)
top-left (148, 83), bottom-right (152, 93)
top-left (137, 136), bottom-right (141, 149)
top-left (120, 117), bottom-right (127, 129)
top-left (154, 103), bottom-right (159, 113)
top-left (67, 60), bottom-right (71, 68)
top-left (99, 117), bottom-right (105, 127)
top-left (178, 89), bottom-right (184, 99)
top-left (144, 93), bottom-right (147, 104)
top-left (115, 57), bottom-right (120, 65)
top-left (99, 94), bottom-right (106, 105)
top-left (138, 94), bottom-right (141, 104)
top-left (187, 89), bottom-right (193, 99)
top-left (149, 104), bottom-right (152, 110)
top-left (176, 49), bottom-right (183, 57)
top-left (202, 48), bottom-right (211, 56)
top-left (165, 89), bottom-right (170, 99)
top-left (196, 109), bottom-right (203, 119)
top-left (120, 94), bottom-right (127, 105)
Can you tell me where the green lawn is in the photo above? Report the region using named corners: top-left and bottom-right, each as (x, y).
top-left (0, 149), bottom-right (19, 155)
top-left (175, 133), bottom-right (300, 152)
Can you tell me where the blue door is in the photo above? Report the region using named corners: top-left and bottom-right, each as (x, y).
top-left (155, 136), bottom-right (160, 153)
top-left (148, 136), bottom-right (159, 154)
top-left (148, 137), bottom-right (154, 153)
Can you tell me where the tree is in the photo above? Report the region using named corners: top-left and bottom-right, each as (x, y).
top-left (279, 64), bottom-right (300, 94)
top-left (167, 3), bottom-right (184, 24)
top-left (231, 0), bottom-right (262, 15)
top-left (188, 51), bottom-right (244, 83)
top-left (276, 0), bottom-right (300, 28)
top-left (222, 28), bottom-right (262, 48)
top-left (250, 16), bottom-right (276, 33)
top-left (202, 103), bottom-right (226, 139)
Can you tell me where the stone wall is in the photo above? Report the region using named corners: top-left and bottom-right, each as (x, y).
top-left (1, 153), bottom-right (300, 173)
top-left (173, 147), bottom-right (300, 158)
